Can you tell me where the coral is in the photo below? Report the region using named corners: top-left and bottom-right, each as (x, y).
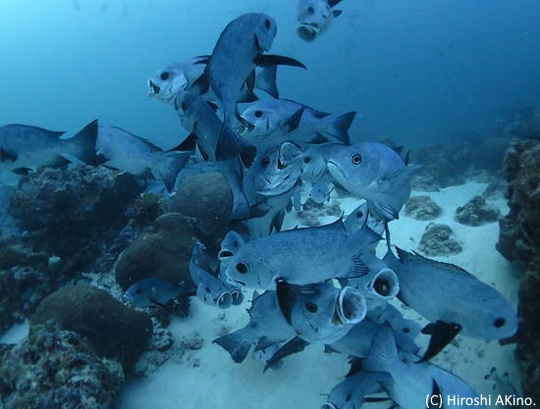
top-left (7, 165), bottom-right (142, 274)
top-left (125, 193), bottom-right (167, 227)
top-left (418, 223), bottom-right (462, 256)
top-left (169, 172), bottom-right (233, 241)
top-left (31, 285), bottom-right (153, 371)
top-left (454, 195), bottom-right (501, 226)
top-left (0, 321), bottom-right (124, 409)
top-left (404, 195), bottom-right (442, 220)
top-left (473, 137), bottom-right (511, 172)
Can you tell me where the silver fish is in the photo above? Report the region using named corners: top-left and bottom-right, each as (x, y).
top-left (224, 218), bottom-right (380, 289)
top-left (363, 325), bottom-right (486, 409)
top-left (239, 96), bottom-right (355, 150)
top-left (384, 247), bottom-right (518, 341)
top-left (97, 124), bottom-right (190, 192)
top-left (197, 13), bottom-right (305, 162)
top-left (174, 89), bottom-right (250, 220)
top-left (343, 202), bottom-right (386, 238)
top-left (124, 277), bottom-right (194, 308)
top-left (327, 142), bottom-right (420, 220)
top-left (0, 120), bottom-right (99, 174)
top-left (296, 0), bottom-right (343, 42)
top-left (322, 371), bottom-right (386, 409)
top-left (276, 280), bottom-right (367, 344)
top-left (213, 290), bottom-right (296, 363)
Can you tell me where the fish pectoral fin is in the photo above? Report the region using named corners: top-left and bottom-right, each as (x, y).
top-left (254, 54), bottom-right (307, 70)
top-left (149, 299), bottom-right (171, 311)
top-left (206, 101), bottom-right (220, 112)
top-left (11, 167), bottom-right (32, 176)
top-left (328, 0), bottom-right (343, 7)
top-left (418, 320), bottom-right (462, 363)
top-left (427, 379), bottom-right (443, 409)
top-left (263, 336), bottom-right (310, 373)
top-left (310, 134), bottom-right (330, 144)
top-left (364, 397), bottom-right (391, 403)
top-left (282, 106), bottom-right (305, 133)
top-left (332, 10), bottom-right (343, 18)
top-left (0, 149), bottom-right (17, 163)
top-left (343, 253), bottom-right (370, 279)
top-left (368, 200), bottom-right (399, 221)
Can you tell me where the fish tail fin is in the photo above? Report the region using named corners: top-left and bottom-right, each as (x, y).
top-left (154, 151), bottom-right (191, 192)
top-left (328, 111), bottom-right (356, 145)
top-left (363, 324), bottom-right (398, 374)
top-left (213, 329), bottom-right (253, 363)
top-left (66, 119), bottom-right (100, 165)
top-left (216, 124), bottom-right (256, 166)
top-left (255, 65), bottom-right (279, 98)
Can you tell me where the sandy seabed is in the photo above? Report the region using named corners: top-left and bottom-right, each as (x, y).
top-left (116, 181), bottom-right (522, 409)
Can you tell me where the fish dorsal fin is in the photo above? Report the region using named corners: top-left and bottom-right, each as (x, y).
top-left (310, 133), bottom-right (330, 144)
top-left (328, 0), bottom-right (342, 7)
top-left (312, 109), bottom-right (331, 119)
top-left (396, 247), bottom-right (473, 276)
top-left (168, 132), bottom-right (198, 153)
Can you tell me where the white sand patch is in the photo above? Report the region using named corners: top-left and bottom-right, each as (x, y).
top-left (118, 181), bottom-right (522, 408)
top-left (0, 320), bottom-right (29, 345)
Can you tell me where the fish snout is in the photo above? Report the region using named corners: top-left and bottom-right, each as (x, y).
top-left (336, 286), bottom-right (367, 325)
top-left (296, 23), bottom-right (320, 42)
top-left (148, 80), bottom-right (160, 96)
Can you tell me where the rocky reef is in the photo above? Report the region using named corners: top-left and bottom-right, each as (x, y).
top-left (0, 321), bottom-right (124, 409)
top-left (454, 195), bottom-right (501, 226)
top-left (496, 139), bottom-right (540, 402)
top-left (31, 285), bottom-right (153, 371)
top-left (7, 165), bottom-right (142, 275)
top-left (418, 223), bottom-right (462, 256)
top-left (404, 195), bottom-right (442, 220)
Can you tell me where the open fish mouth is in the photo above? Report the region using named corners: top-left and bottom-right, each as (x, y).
top-left (216, 292), bottom-right (233, 309)
top-left (336, 287), bottom-right (367, 325)
top-left (369, 268), bottom-right (399, 300)
top-left (321, 404), bottom-right (338, 409)
top-left (296, 23), bottom-right (320, 42)
top-left (148, 80), bottom-right (160, 96)
top-left (229, 288), bottom-right (244, 305)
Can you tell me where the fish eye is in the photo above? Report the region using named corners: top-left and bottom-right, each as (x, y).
top-left (345, 393), bottom-right (352, 402)
top-left (236, 263), bottom-right (248, 274)
top-left (307, 6), bottom-right (315, 14)
top-left (374, 278), bottom-right (390, 296)
top-left (304, 156), bottom-right (311, 163)
top-left (352, 154), bottom-right (362, 165)
top-left (493, 318), bottom-right (506, 328)
top-left (135, 288), bottom-right (142, 295)
top-left (403, 327), bottom-right (410, 333)
top-left (262, 156), bottom-right (271, 168)
top-left (205, 286), bottom-right (211, 293)
top-left (305, 302), bottom-right (318, 313)
top-left (181, 101), bottom-right (187, 111)
top-left (254, 110), bottom-right (263, 118)
top-left (160, 72), bottom-right (169, 81)
top-left (264, 19), bottom-right (271, 30)
top-left (355, 211), bottom-right (364, 219)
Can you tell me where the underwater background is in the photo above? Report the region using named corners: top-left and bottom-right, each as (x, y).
top-left (1, 1), bottom-right (540, 409)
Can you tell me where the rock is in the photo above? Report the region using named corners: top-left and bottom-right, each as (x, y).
top-left (31, 285), bottom-right (152, 371)
top-left (169, 172), bottom-right (233, 240)
top-left (418, 223), bottom-right (462, 256)
top-left (7, 165), bottom-right (142, 274)
top-left (454, 195), bottom-right (501, 226)
top-left (125, 193), bottom-right (167, 227)
top-left (473, 137), bottom-right (511, 172)
top-left (0, 321), bottom-right (124, 409)
top-left (404, 195), bottom-right (442, 220)
top-left (114, 212), bottom-right (196, 292)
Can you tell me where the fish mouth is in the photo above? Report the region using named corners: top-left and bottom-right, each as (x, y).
top-left (226, 276), bottom-right (246, 287)
top-left (229, 288), bottom-right (244, 305)
top-left (296, 23), bottom-right (320, 42)
top-left (335, 287), bottom-right (367, 325)
top-left (148, 80), bottom-right (160, 96)
top-left (216, 292), bottom-right (233, 309)
top-left (321, 404), bottom-right (338, 409)
top-left (369, 268), bottom-right (399, 300)
top-left (326, 160), bottom-right (346, 184)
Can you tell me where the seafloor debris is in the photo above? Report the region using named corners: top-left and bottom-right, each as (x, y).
top-left (418, 222), bottom-right (462, 256)
top-left (454, 195), bottom-right (501, 226)
top-left (404, 195), bottom-right (442, 220)
top-left (31, 285), bottom-right (153, 371)
top-left (497, 139), bottom-right (540, 402)
top-left (0, 321), bottom-right (124, 409)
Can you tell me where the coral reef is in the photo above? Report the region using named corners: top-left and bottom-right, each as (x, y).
top-left (418, 223), bottom-right (462, 256)
top-left (125, 193), bottom-right (167, 227)
top-left (7, 165), bottom-right (142, 274)
top-left (496, 139), bottom-right (540, 401)
top-left (404, 195), bottom-right (442, 220)
top-left (0, 321), bottom-right (124, 409)
top-left (454, 195), bottom-right (501, 226)
top-left (169, 172), bottom-right (233, 240)
top-left (31, 285), bottom-right (153, 371)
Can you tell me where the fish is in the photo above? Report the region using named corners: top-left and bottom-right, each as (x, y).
top-left (174, 89), bottom-right (250, 219)
top-left (362, 325), bottom-right (486, 409)
top-left (124, 277), bottom-right (195, 309)
top-left (189, 241), bottom-right (233, 309)
top-left (149, 56), bottom-right (280, 104)
top-left (327, 142), bottom-right (421, 221)
top-left (96, 124), bottom-right (190, 192)
top-left (322, 371), bottom-right (387, 409)
top-left (276, 279), bottom-right (367, 344)
top-left (343, 201), bottom-right (386, 238)
top-left (296, 0), bottom-right (343, 42)
top-left (213, 290), bottom-right (297, 363)
top-left (384, 247), bottom-right (518, 361)
top-left (239, 95), bottom-right (355, 150)
top-left (224, 218), bottom-right (380, 289)
top-left (195, 13), bottom-right (305, 163)
top-left (308, 182), bottom-right (334, 204)
top-left (0, 120), bottom-right (99, 175)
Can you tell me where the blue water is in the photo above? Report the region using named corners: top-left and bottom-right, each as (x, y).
top-left (0, 0), bottom-right (539, 148)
